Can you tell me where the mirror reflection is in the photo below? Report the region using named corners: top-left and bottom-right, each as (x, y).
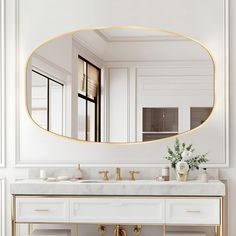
top-left (27, 27), bottom-right (214, 143)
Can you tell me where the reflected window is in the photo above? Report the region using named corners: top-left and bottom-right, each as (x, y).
top-left (31, 70), bottom-right (64, 135)
top-left (78, 56), bottom-right (101, 142)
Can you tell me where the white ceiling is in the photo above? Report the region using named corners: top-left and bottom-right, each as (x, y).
top-left (72, 28), bottom-right (210, 62)
top-left (73, 28), bottom-right (187, 43)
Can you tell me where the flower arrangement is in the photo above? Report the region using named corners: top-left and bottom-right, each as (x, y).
top-left (164, 138), bottom-right (209, 181)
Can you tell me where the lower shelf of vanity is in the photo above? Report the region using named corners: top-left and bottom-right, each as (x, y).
top-left (14, 196), bottom-right (221, 226)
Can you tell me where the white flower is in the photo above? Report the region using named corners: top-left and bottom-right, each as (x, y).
top-left (176, 161), bottom-right (189, 174)
top-left (181, 150), bottom-right (193, 161)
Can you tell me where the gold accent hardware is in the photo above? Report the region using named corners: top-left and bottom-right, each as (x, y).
top-left (133, 225), bottom-right (142, 235)
top-left (99, 171), bottom-right (109, 181)
top-left (214, 226), bottom-right (218, 236)
top-left (129, 171), bottom-right (140, 181)
top-left (97, 225), bottom-right (106, 235)
top-left (28, 224), bottom-right (33, 234)
top-left (34, 209), bottom-right (49, 212)
top-left (116, 168), bottom-right (122, 181)
top-left (114, 225), bottom-right (119, 236)
top-left (163, 224), bottom-right (166, 236)
top-left (74, 223), bottom-right (78, 236)
top-left (186, 210), bottom-right (201, 213)
top-left (113, 225), bottom-right (127, 236)
top-left (176, 172), bottom-right (188, 182)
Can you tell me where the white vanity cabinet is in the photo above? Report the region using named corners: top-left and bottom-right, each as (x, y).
top-left (11, 180), bottom-right (225, 236)
top-left (14, 197), bottom-right (221, 225)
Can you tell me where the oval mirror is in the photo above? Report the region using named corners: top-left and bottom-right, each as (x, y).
top-left (26, 27), bottom-right (214, 143)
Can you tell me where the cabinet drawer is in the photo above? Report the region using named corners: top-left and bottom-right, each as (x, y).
top-left (166, 199), bottom-right (220, 225)
top-left (16, 198), bottom-right (70, 222)
top-left (70, 198), bottom-right (165, 224)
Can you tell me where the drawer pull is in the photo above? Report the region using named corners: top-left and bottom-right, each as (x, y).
top-left (185, 210), bottom-right (201, 213)
top-left (34, 209), bottom-right (49, 212)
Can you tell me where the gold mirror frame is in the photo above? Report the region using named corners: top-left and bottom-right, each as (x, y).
top-left (25, 26), bottom-right (216, 145)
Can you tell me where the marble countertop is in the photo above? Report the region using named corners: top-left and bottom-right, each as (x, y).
top-left (10, 179), bottom-right (225, 196)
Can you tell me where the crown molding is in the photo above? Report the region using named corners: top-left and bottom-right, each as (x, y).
top-left (95, 29), bottom-right (189, 42)
top-left (0, 0), bottom-right (5, 168)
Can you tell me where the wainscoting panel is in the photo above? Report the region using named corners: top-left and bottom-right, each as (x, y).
top-left (108, 68), bottom-right (129, 142)
top-left (0, 0), bottom-right (5, 167)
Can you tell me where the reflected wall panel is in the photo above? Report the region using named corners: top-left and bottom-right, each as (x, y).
top-left (0, 0), bottom-right (5, 167)
top-left (108, 68), bottom-right (128, 142)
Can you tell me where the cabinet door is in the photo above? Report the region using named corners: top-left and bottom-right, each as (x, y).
top-left (70, 198), bottom-right (165, 224)
top-left (142, 108), bottom-right (178, 141)
top-left (166, 198), bottom-right (220, 225)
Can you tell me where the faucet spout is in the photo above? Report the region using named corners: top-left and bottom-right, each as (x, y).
top-left (116, 168), bottom-right (122, 181)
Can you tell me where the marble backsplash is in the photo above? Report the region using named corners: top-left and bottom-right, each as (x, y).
top-left (27, 166), bottom-right (219, 181)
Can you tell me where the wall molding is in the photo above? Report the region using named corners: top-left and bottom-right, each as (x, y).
top-left (224, 0), bottom-right (229, 167)
top-left (105, 60), bottom-right (213, 69)
top-left (73, 38), bottom-right (104, 69)
top-left (15, 0), bottom-right (20, 166)
top-left (95, 29), bottom-right (190, 43)
top-left (0, 0), bottom-right (5, 167)
top-left (0, 178), bottom-right (5, 236)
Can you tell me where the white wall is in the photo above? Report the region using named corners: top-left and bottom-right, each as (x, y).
top-left (35, 35), bottom-right (72, 74)
top-left (0, 1), bottom-right (235, 236)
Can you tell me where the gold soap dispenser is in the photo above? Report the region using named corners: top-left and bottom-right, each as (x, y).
top-left (74, 164), bottom-right (83, 180)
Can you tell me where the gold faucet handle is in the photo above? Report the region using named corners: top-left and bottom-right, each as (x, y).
top-left (129, 171), bottom-right (140, 181)
top-left (99, 170), bottom-right (109, 181)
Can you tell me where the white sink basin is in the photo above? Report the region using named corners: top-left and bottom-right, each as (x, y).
top-left (79, 180), bottom-right (105, 183)
top-left (79, 179), bottom-right (158, 184)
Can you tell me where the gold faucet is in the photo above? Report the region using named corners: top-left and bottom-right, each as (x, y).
top-left (99, 170), bottom-right (109, 181)
top-left (115, 168), bottom-right (123, 181)
top-left (129, 171), bottom-right (140, 181)
top-left (113, 225), bottom-right (127, 236)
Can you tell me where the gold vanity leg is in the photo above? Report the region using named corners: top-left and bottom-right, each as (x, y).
top-left (74, 223), bottom-right (78, 236)
top-left (28, 224), bottom-right (33, 234)
top-left (220, 197), bottom-right (224, 236)
top-left (163, 224), bottom-right (166, 236)
top-left (11, 195), bottom-right (16, 236)
top-left (214, 226), bottom-right (219, 236)
top-left (11, 220), bottom-right (16, 236)
top-left (214, 197), bottom-right (224, 236)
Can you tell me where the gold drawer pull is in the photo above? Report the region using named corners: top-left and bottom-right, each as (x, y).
top-left (186, 210), bottom-right (201, 213)
top-left (34, 209), bottom-right (49, 212)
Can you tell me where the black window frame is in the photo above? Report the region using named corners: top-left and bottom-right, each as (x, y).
top-left (78, 55), bottom-right (101, 142)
